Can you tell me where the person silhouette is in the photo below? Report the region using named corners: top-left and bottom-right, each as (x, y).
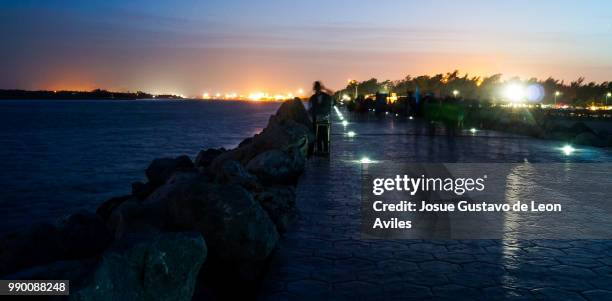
top-left (308, 81), bottom-right (333, 155)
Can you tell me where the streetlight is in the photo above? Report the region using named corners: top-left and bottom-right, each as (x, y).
top-left (554, 91), bottom-right (561, 105)
top-left (504, 84), bottom-right (525, 103)
top-left (452, 90), bottom-right (460, 97)
top-left (606, 92), bottom-right (611, 106)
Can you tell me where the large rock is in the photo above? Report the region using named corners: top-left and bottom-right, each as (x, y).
top-left (195, 148), bottom-right (225, 168)
top-left (70, 232), bottom-right (206, 301)
top-left (246, 148), bottom-right (305, 185)
top-left (107, 196), bottom-right (168, 240)
top-left (145, 155), bottom-right (194, 187)
top-left (212, 120), bottom-right (310, 169)
top-left (216, 160), bottom-right (260, 190)
top-left (210, 99), bottom-right (313, 170)
top-left (238, 137), bottom-right (253, 148)
top-left (131, 181), bottom-right (155, 200)
top-left (97, 195), bottom-right (133, 221)
top-left (267, 97), bottom-right (312, 129)
top-left (0, 211), bottom-right (112, 276)
top-left (106, 173), bottom-right (202, 240)
top-left (145, 175), bottom-right (279, 261)
top-left (254, 186), bottom-right (297, 233)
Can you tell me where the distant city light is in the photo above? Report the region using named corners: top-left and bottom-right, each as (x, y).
top-left (298, 88), bottom-right (304, 95)
top-left (409, 116), bottom-right (414, 120)
top-left (470, 128), bottom-right (478, 133)
top-left (249, 92), bottom-right (265, 101)
top-left (347, 131), bottom-right (356, 137)
top-left (555, 91), bottom-right (561, 96)
top-left (195, 91), bottom-right (302, 101)
top-left (561, 144), bottom-right (576, 156)
top-left (342, 120), bottom-right (348, 126)
top-left (452, 90), bottom-right (460, 97)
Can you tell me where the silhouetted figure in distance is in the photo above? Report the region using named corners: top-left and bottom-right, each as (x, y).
top-left (308, 81), bottom-right (333, 155)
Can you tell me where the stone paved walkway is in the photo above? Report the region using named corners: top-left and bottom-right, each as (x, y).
top-left (259, 109), bottom-right (612, 300)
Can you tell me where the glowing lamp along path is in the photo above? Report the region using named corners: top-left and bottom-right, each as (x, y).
top-left (561, 145), bottom-right (576, 156)
top-left (360, 157), bottom-right (373, 164)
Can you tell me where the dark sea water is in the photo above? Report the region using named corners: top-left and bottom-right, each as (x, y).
top-left (0, 99), bottom-right (281, 234)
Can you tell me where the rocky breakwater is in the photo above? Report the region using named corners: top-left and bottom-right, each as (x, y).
top-left (0, 98), bottom-right (313, 300)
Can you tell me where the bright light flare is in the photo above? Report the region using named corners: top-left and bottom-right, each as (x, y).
top-left (470, 128), bottom-right (478, 134)
top-left (525, 84), bottom-right (545, 102)
top-left (347, 131), bottom-right (356, 137)
top-left (360, 157), bottom-right (373, 164)
top-left (342, 120), bottom-right (348, 126)
top-left (504, 84), bottom-right (525, 102)
top-left (561, 144), bottom-right (576, 156)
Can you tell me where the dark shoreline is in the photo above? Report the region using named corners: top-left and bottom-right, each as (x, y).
top-left (0, 98), bottom-right (314, 300)
top-left (0, 89), bottom-right (182, 100)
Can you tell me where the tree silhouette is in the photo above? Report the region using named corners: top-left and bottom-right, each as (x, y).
top-left (335, 71), bottom-right (611, 106)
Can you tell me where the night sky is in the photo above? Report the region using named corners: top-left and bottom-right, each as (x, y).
top-left (1, 0), bottom-right (611, 96)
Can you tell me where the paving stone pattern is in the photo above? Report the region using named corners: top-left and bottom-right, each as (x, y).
top-left (260, 111), bottom-right (612, 300)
